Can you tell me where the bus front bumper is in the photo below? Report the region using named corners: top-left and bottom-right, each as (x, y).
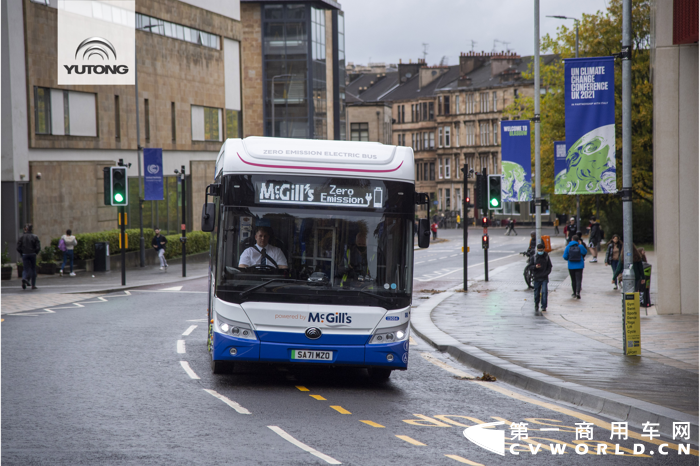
top-left (212, 331), bottom-right (409, 369)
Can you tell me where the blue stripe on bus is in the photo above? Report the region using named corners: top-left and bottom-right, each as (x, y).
top-left (255, 330), bottom-right (371, 346)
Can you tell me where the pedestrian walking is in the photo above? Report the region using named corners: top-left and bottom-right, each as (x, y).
top-left (59, 229), bottom-right (78, 276)
top-left (529, 242), bottom-right (553, 311)
top-left (553, 217), bottom-right (560, 235)
top-left (587, 216), bottom-right (603, 262)
top-left (563, 234), bottom-right (587, 299)
top-left (456, 214), bottom-right (461, 229)
top-left (613, 244), bottom-right (646, 293)
top-left (527, 231), bottom-right (537, 255)
top-left (16, 223), bottom-right (40, 290)
top-left (564, 217), bottom-right (576, 242)
top-left (604, 234), bottom-right (623, 290)
top-left (430, 222), bottom-right (438, 240)
top-left (152, 228), bottom-right (168, 270)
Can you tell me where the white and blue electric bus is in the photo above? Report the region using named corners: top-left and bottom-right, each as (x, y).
top-left (201, 137), bottom-right (430, 380)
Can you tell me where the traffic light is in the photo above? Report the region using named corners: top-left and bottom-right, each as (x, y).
top-left (482, 234), bottom-right (489, 249)
top-left (110, 166), bottom-right (128, 206)
top-left (103, 167), bottom-right (112, 206)
top-left (464, 196), bottom-right (472, 208)
top-left (487, 175), bottom-right (503, 210)
top-left (475, 173), bottom-right (487, 211)
top-left (481, 217), bottom-right (488, 228)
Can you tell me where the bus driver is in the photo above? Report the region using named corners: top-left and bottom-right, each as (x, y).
top-left (238, 226), bottom-right (288, 269)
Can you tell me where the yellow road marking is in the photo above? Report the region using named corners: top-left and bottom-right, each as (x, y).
top-left (396, 435), bottom-right (426, 446)
top-left (421, 352), bottom-right (699, 456)
top-left (360, 420), bottom-right (385, 428)
top-left (409, 336), bottom-right (417, 345)
top-left (295, 386), bottom-right (309, 392)
top-left (445, 455), bottom-right (484, 465)
top-left (309, 395), bottom-right (326, 400)
top-left (330, 405), bottom-right (351, 414)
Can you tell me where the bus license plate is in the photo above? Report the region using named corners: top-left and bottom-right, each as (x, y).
top-left (292, 350), bottom-right (333, 361)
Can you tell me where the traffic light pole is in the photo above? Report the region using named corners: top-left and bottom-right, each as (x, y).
top-left (461, 164), bottom-right (470, 289)
top-left (178, 165), bottom-right (187, 278)
top-left (481, 168), bottom-right (489, 282)
top-left (119, 206), bottom-right (126, 286)
top-left (534, 0), bottom-right (542, 246)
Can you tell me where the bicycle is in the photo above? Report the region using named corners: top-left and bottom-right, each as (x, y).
top-left (520, 251), bottom-right (533, 289)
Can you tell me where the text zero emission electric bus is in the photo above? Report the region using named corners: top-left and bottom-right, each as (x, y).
top-left (201, 137), bottom-right (430, 380)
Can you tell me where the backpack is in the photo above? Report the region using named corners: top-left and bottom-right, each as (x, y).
top-left (58, 238), bottom-right (67, 252)
top-left (568, 243), bottom-right (582, 261)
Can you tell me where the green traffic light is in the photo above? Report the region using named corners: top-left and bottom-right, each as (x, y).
top-left (114, 193), bottom-right (124, 203)
top-left (490, 198), bottom-right (499, 207)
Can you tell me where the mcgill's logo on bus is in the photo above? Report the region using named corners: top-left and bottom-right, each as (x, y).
top-left (308, 312), bottom-right (352, 324)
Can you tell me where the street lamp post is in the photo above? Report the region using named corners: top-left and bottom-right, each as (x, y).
top-left (548, 15), bottom-right (580, 233)
top-left (534, 0), bottom-right (542, 246)
top-left (271, 74), bottom-right (293, 137)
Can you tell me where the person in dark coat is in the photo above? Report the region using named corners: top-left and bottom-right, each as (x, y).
top-left (529, 242), bottom-right (553, 311)
top-left (613, 244), bottom-right (646, 292)
top-left (587, 216), bottom-right (603, 263)
top-left (16, 223), bottom-right (41, 290)
top-left (563, 234), bottom-right (587, 299)
top-left (526, 231), bottom-right (537, 255)
top-left (604, 234), bottom-right (623, 290)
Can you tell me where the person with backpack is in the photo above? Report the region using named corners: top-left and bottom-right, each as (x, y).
top-left (563, 234), bottom-right (587, 299)
top-left (16, 223), bottom-right (41, 290)
top-left (59, 229), bottom-right (78, 277)
top-left (152, 228), bottom-right (168, 270)
top-left (529, 242), bottom-right (553, 312)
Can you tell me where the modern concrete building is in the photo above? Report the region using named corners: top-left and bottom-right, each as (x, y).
top-left (239, 0), bottom-right (346, 140)
top-left (651, 0), bottom-right (698, 315)
top-left (1, 0), bottom-right (243, 259)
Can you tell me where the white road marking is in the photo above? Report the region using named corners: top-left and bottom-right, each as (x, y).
top-left (160, 286), bottom-right (183, 291)
top-left (179, 361), bottom-right (200, 379)
top-left (177, 340), bottom-right (186, 354)
top-left (204, 389), bottom-right (251, 414)
top-left (187, 319), bottom-right (208, 322)
top-left (267, 426), bottom-right (341, 464)
top-left (131, 290), bottom-right (207, 294)
top-left (450, 254), bottom-right (459, 257)
top-left (427, 259), bottom-right (436, 262)
top-left (414, 253), bottom-right (521, 282)
top-left (182, 325), bottom-right (197, 336)
top-left (439, 256), bottom-right (448, 259)
top-left (414, 261), bottom-right (425, 264)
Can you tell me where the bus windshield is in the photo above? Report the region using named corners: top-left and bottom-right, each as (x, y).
top-left (215, 206), bottom-right (414, 309)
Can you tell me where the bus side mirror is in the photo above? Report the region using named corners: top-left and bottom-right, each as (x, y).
top-left (418, 218), bottom-right (430, 248)
top-left (201, 203), bottom-right (216, 232)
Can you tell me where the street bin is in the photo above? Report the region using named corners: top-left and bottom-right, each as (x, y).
top-left (541, 235), bottom-right (552, 252)
top-left (94, 242), bottom-right (110, 272)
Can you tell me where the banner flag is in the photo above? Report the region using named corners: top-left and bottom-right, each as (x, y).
top-left (144, 148), bottom-right (164, 201)
top-left (553, 141), bottom-right (568, 194)
top-left (559, 57), bottom-right (617, 195)
top-left (500, 120), bottom-right (532, 202)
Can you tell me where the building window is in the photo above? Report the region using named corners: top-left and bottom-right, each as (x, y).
top-left (480, 92), bottom-right (489, 112)
top-left (444, 126), bottom-right (451, 148)
top-left (493, 91), bottom-right (498, 112)
top-left (429, 162), bottom-right (435, 180)
top-left (466, 93), bottom-right (474, 114)
top-left (429, 131), bottom-right (435, 149)
top-left (453, 125), bottom-right (459, 147)
top-left (455, 156), bottom-right (460, 179)
top-left (115, 96), bottom-right (121, 140)
top-left (423, 163), bottom-right (429, 181)
top-left (444, 157), bottom-right (451, 179)
top-left (34, 87), bottom-right (97, 137)
top-left (493, 155), bottom-right (498, 174)
top-left (438, 127), bottom-right (443, 147)
top-left (412, 133), bottom-right (416, 149)
top-left (191, 105), bottom-right (222, 141)
top-left (445, 188), bottom-right (451, 210)
top-left (226, 109), bottom-right (241, 139)
top-left (465, 122), bottom-right (475, 146)
top-left (438, 96), bottom-right (443, 115)
top-left (444, 95), bottom-right (450, 115)
top-left (421, 102), bottom-right (428, 120)
top-left (493, 121), bottom-right (498, 145)
top-left (514, 88), bottom-right (519, 99)
top-left (438, 159), bottom-right (443, 179)
top-left (455, 95), bottom-right (460, 114)
top-left (428, 101), bottom-right (434, 120)
top-left (171, 102), bottom-right (176, 142)
top-left (136, 13), bottom-right (220, 49)
top-left (350, 122), bottom-right (369, 141)
top-left (438, 188), bottom-right (443, 210)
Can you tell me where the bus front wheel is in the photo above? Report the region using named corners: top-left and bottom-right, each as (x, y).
top-left (211, 358), bottom-right (234, 374)
top-left (368, 368), bottom-right (392, 382)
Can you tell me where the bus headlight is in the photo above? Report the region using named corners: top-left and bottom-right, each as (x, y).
top-left (369, 323), bottom-right (409, 344)
top-left (215, 312), bottom-right (257, 341)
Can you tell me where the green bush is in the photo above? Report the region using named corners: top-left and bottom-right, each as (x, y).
top-left (50, 229), bottom-right (210, 261)
top-left (2, 243), bottom-right (10, 266)
top-left (40, 245), bottom-right (57, 264)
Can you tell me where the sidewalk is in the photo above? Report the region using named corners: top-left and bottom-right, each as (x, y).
top-left (1, 259), bottom-right (209, 315)
top-left (411, 238), bottom-right (699, 442)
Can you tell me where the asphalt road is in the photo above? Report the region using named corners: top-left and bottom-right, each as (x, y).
top-left (3, 230), bottom-right (696, 465)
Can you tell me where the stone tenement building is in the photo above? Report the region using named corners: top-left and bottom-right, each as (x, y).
top-left (347, 52), bottom-right (558, 226)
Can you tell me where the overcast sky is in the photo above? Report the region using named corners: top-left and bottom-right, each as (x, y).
top-left (342, 0), bottom-right (609, 66)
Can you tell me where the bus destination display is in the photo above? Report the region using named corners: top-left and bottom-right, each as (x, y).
top-left (256, 181), bottom-right (384, 208)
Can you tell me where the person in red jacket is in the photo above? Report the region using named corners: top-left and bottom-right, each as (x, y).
top-left (430, 222), bottom-right (438, 240)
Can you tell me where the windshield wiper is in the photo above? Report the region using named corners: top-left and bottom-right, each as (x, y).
top-left (353, 289), bottom-right (394, 305)
top-left (240, 279), bottom-right (307, 298)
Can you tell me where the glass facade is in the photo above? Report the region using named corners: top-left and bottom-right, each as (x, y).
top-left (262, 3), bottom-right (340, 140)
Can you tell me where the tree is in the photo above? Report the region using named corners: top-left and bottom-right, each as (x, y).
top-left (503, 0), bottom-right (653, 226)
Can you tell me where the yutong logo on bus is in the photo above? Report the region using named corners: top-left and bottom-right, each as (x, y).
top-left (308, 312), bottom-right (352, 324)
top-left (64, 37), bottom-right (129, 75)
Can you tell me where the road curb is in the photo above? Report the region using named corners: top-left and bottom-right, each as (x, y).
top-left (410, 276), bottom-right (699, 444)
top-left (64, 273), bottom-right (209, 295)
